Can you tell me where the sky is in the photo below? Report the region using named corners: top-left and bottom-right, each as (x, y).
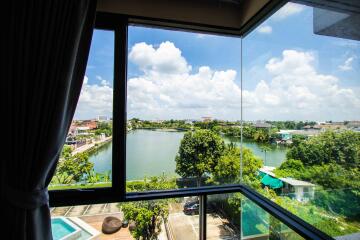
top-left (74, 2), bottom-right (360, 121)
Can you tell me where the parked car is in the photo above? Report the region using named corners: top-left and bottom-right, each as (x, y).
top-left (183, 202), bottom-right (199, 215)
top-left (184, 199), bottom-right (199, 208)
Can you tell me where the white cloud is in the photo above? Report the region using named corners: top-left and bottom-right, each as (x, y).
top-left (257, 25), bottom-right (272, 34)
top-left (244, 50), bottom-right (360, 120)
top-left (129, 41), bottom-right (191, 75)
top-left (76, 42), bottom-right (360, 121)
top-left (272, 2), bottom-right (304, 20)
top-left (74, 76), bottom-right (113, 120)
top-left (127, 42), bottom-right (242, 119)
top-left (127, 42), bottom-right (360, 121)
top-left (339, 57), bottom-right (355, 71)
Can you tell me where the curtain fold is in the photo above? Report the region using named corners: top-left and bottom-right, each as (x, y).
top-left (2, 0), bottom-right (97, 239)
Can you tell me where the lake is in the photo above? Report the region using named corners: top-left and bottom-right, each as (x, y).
top-left (89, 129), bottom-right (288, 180)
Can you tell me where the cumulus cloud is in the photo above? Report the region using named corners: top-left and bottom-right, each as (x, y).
top-left (257, 25), bottom-right (272, 34)
top-left (244, 50), bottom-right (360, 120)
top-left (129, 41), bottom-right (191, 75)
top-left (339, 56), bottom-right (355, 71)
top-left (74, 76), bottom-right (113, 120)
top-left (75, 41), bottom-right (359, 121)
top-left (127, 41), bottom-right (360, 121)
top-left (272, 2), bottom-right (304, 20)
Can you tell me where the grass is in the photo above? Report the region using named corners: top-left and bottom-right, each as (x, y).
top-left (48, 182), bottom-right (111, 190)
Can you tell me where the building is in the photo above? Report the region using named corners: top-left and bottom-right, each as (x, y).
top-left (201, 116), bottom-right (212, 122)
top-left (280, 178), bottom-right (316, 202)
top-left (254, 121), bottom-right (272, 128)
top-left (277, 130), bottom-right (295, 141)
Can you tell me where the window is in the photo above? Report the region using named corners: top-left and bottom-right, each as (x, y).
top-left (126, 25), bottom-right (242, 192)
top-left (242, 1), bottom-right (360, 238)
top-left (50, 1), bottom-right (358, 239)
top-left (49, 29), bottom-right (114, 191)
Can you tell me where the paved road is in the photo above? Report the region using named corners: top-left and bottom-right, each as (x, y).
top-left (167, 203), bottom-right (237, 240)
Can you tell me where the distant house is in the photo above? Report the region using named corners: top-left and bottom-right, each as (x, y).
top-left (201, 116), bottom-right (212, 122)
top-left (302, 125), bottom-right (321, 130)
top-left (277, 130), bottom-right (294, 141)
top-left (80, 120), bottom-right (97, 130)
top-left (76, 126), bottom-right (90, 135)
top-left (347, 121), bottom-right (360, 128)
top-left (280, 178), bottom-right (315, 202)
top-left (254, 122), bottom-right (272, 128)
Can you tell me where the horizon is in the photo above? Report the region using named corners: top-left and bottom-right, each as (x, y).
top-left (72, 116), bottom-right (360, 123)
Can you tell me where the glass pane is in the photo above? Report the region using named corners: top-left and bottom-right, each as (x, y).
top-left (242, 1), bottom-right (360, 238)
top-left (126, 25), bottom-right (242, 191)
top-left (49, 30), bottom-right (114, 190)
top-left (207, 193), bottom-right (304, 240)
top-left (51, 197), bottom-right (197, 240)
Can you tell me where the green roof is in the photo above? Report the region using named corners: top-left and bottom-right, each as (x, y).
top-left (261, 174), bottom-right (283, 189)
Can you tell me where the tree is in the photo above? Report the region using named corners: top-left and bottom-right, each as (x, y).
top-left (121, 176), bottom-right (174, 239)
top-left (95, 121), bottom-right (112, 136)
top-left (253, 129), bottom-right (269, 142)
top-left (287, 130), bottom-right (360, 167)
top-left (60, 144), bottom-right (73, 159)
top-left (53, 152), bottom-right (94, 184)
top-left (175, 130), bottom-right (225, 186)
top-left (121, 200), bottom-right (168, 240)
top-left (212, 146), bottom-right (263, 187)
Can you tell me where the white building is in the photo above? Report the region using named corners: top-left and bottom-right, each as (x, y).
top-left (280, 177), bottom-right (315, 202)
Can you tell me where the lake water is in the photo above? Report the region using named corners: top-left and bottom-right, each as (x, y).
top-left (89, 129), bottom-right (288, 180)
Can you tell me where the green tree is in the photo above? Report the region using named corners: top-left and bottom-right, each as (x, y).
top-left (175, 130), bottom-right (225, 186)
top-left (287, 130), bottom-right (360, 167)
top-left (253, 129), bottom-right (269, 142)
top-left (60, 144), bottom-right (73, 159)
top-left (121, 200), bottom-right (168, 240)
top-left (121, 176), bottom-right (174, 239)
top-left (54, 152), bottom-right (94, 184)
top-left (212, 146), bottom-right (263, 187)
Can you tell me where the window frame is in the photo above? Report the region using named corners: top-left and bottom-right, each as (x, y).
top-left (49, 8), bottom-right (334, 240)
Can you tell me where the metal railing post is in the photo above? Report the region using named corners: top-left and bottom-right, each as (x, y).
top-left (199, 194), bottom-right (207, 240)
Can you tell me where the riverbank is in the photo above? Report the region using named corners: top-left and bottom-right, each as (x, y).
top-left (72, 136), bottom-right (112, 156)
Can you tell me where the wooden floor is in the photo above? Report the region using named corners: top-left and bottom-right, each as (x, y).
top-left (80, 213), bottom-right (133, 240)
top-left (51, 203), bottom-right (133, 240)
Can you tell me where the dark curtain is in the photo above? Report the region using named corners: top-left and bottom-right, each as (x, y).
top-left (2, 0), bottom-right (97, 239)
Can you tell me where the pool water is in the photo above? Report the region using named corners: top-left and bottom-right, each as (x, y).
top-left (51, 218), bottom-right (78, 240)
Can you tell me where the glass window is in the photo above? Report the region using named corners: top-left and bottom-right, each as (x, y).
top-left (242, 1), bottom-right (360, 238)
top-left (126, 25), bottom-right (242, 191)
top-left (49, 30), bottom-right (114, 190)
top-left (206, 193), bottom-right (304, 239)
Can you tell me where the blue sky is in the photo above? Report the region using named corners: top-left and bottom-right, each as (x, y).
top-left (75, 2), bottom-right (360, 121)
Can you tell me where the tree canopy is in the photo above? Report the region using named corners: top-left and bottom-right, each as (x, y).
top-left (175, 130), bottom-right (225, 185)
top-left (212, 146), bottom-right (263, 187)
top-left (287, 130), bottom-right (360, 167)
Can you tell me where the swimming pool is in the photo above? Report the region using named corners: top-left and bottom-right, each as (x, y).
top-left (51, 217), bottom-right (81, 240)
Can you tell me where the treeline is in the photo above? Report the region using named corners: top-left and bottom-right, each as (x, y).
top-left (129, 118), bottom-right (192, 130)
top-left (129, 118), bottom-right (319, 144)
top-left (50, 144), bottom-right (111, 185)
top-left (275, 130), bottom-right (360, 220)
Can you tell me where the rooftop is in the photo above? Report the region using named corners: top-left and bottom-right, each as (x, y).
top-left (280, 178), bottom-right (315, 187)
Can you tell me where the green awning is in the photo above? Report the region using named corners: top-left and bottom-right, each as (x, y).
top-left (261, 174), bottom-right (283, 189)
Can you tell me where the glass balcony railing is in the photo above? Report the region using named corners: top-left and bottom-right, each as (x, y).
top-left (51, 186), bottom-right (334, 240)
